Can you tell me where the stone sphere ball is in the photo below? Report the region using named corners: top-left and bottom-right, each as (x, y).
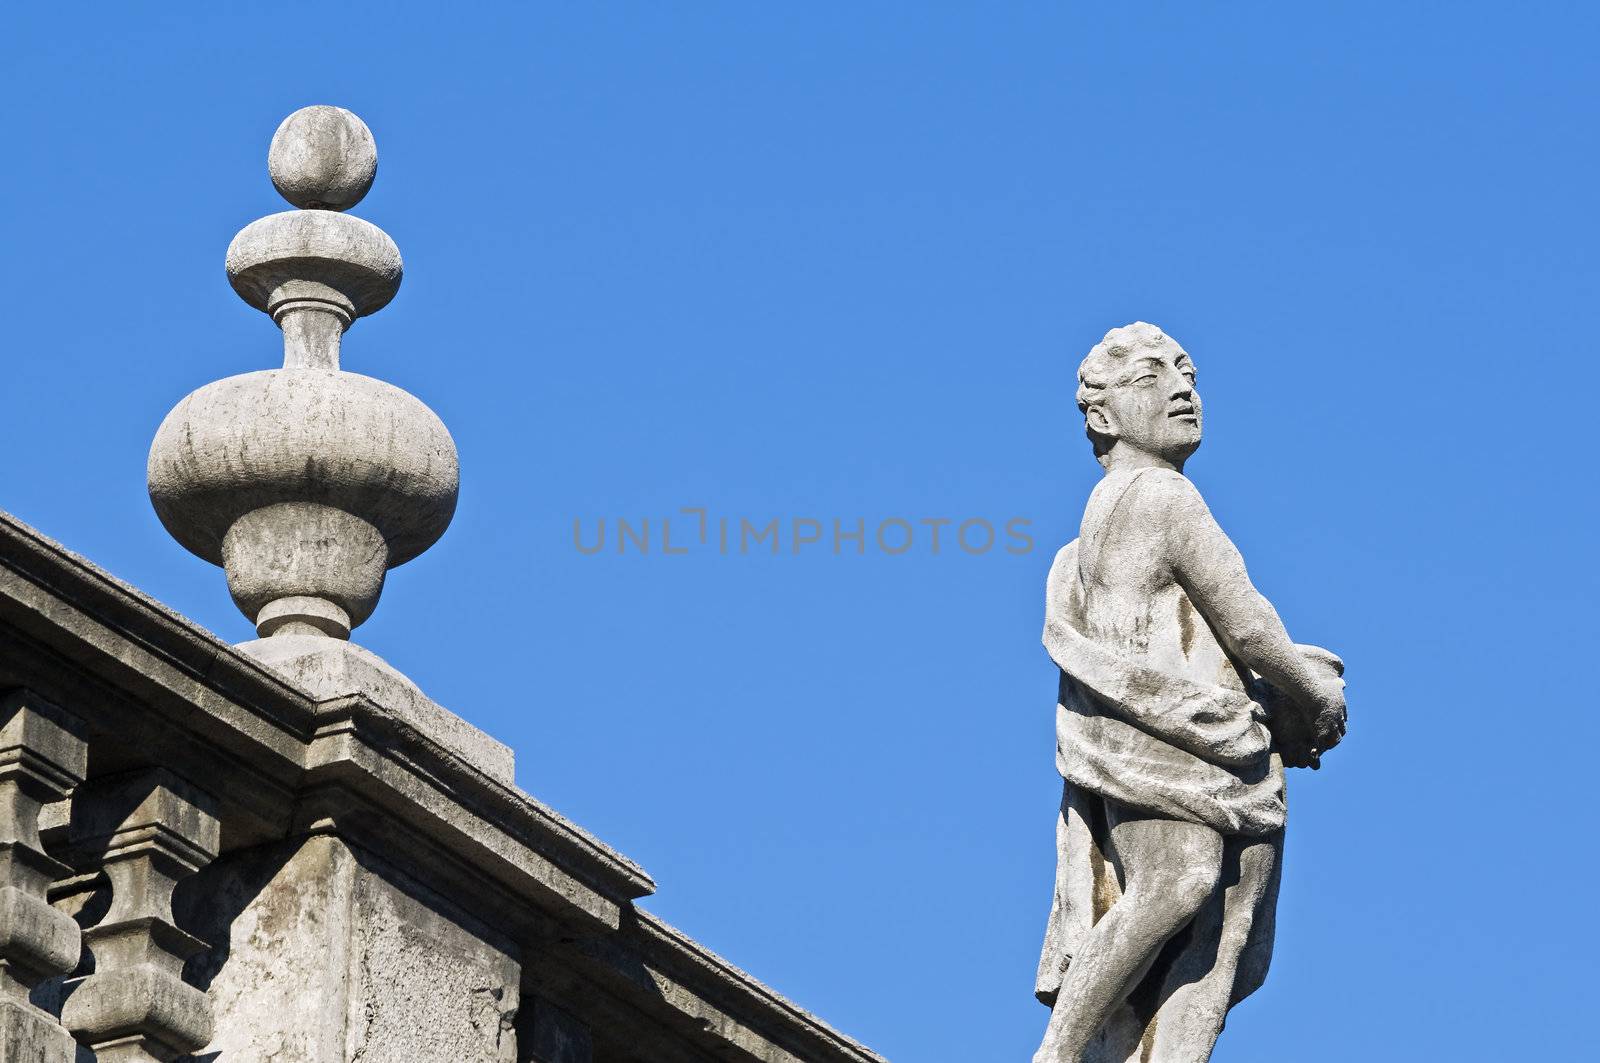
top-left (268, 106), bottom-right (378, 211)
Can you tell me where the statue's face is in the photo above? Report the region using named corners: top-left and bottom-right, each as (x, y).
top-left (1086, 341), bottom-right (1202, 463)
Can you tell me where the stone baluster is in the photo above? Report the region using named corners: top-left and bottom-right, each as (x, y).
top-left (61, 770), bottom-right (219, 1062)
top-left (0, 690), bottom-right (87, 1063)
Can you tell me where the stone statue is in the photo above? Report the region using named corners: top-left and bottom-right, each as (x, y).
top-left (1032, 323), bottom-right (1348, 1063)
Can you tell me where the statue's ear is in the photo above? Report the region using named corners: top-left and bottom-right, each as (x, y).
top-left (1085, 403), bottom-right (1115, 440)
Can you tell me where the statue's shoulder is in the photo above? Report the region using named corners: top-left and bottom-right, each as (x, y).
top-left (1085, 468), bottom-right (1202, 533)
top-left (1127, 466), bottom-right (1199, 501)
top-left (1115, 468), bottom-right (1211, 526)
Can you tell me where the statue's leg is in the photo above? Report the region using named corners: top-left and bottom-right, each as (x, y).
top-left (1137, 829), bottom-right (1284, 1063)
top-left (1227, 829), bottom-right (1283, 1007)
top-left (1033, 810), bottom-right (1223, 1063)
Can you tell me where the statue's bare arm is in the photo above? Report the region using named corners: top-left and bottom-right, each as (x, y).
top-left (1139, 472), bottom-right (1341, 722)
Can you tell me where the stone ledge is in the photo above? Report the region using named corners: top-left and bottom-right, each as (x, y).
top-left (0, 508), bottom-right (650, 919)
top-left (630, 909), bottom-right (886, 1063)
top-left (531, 907), bottom-right (888, 1063)
top-left (236, 634), bottom-right (515, 785)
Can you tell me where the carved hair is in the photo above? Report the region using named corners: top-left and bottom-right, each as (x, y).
top-left (1075, 321), bottom-right (1181, 460)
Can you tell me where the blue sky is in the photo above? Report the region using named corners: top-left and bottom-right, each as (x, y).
top-left (4, 4), bottom-right (1596, 1060)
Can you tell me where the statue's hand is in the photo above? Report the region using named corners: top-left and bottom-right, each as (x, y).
top-left (1260, 646), bottom-right (1347, 770)
top-left (1312, 680), bottom-right (1347, 756)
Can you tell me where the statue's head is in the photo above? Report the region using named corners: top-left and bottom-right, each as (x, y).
top-left (1076, 322), bottom-right (1201, 469)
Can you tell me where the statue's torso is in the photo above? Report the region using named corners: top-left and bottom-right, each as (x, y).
top-left (1077, 468), bottom-right (1248, 695)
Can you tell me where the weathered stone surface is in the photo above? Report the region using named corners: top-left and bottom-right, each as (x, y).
top-left (226, 209), bottom-right (401, 320)
top-left (186, 834), bottom-right (519, 1063)
top-left (0, 509), bottom-right (650, 935)
top-left (533, 908), bottom-right (887, 1063)
top-left (268, 105), bottom-right (378, 212)
top-left (63, 769), bottom-right (220, 1062)
top-left (0, 691), bottom-right (86, 1063)
top-left (148, 369), bottom-right (458, 640)
top-left (350, 859), bottom-right (518, 1063)
top-left (0, 1000), bottom-right (76, 1063)
top-left (1033, 323), bottom-right (1348, 1062)
top-left (517, 998), bottom-right (592, 1063)
top-left (148, 107), bottom-right (454, 641)
top-left (149, 371), bottom-right (456, 570)
top-left (237, 633), bottom-right (515, 783)
top-left (180, 838), bottom-right (353, 1062)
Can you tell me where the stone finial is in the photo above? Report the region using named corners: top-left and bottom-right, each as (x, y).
top-left (148, 107), bottom-right (458, 641)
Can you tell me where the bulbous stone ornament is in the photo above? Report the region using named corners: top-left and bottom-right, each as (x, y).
top-left (226, 211), bottom-right (401, 329)
top-left (148, 108), bottom-right (457, 641)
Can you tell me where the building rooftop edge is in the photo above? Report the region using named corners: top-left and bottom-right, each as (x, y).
top-left (0, 507), bottom-right (652, 899)
top-left (633, 907), bottom-right (890, 1063)
top-left (0, 506), bottom-right (887, 1061)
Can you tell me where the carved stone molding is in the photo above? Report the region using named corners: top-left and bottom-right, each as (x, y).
top-left (61, 769), bottom-right (219, 1062)
top-left (0, 689), bottom-right (87, 1063)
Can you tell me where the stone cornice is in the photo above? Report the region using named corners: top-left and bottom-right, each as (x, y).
top-left (0, 509), bottom-right (651, 926)
top-left (526, 905), bottom-right (889, 1063)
